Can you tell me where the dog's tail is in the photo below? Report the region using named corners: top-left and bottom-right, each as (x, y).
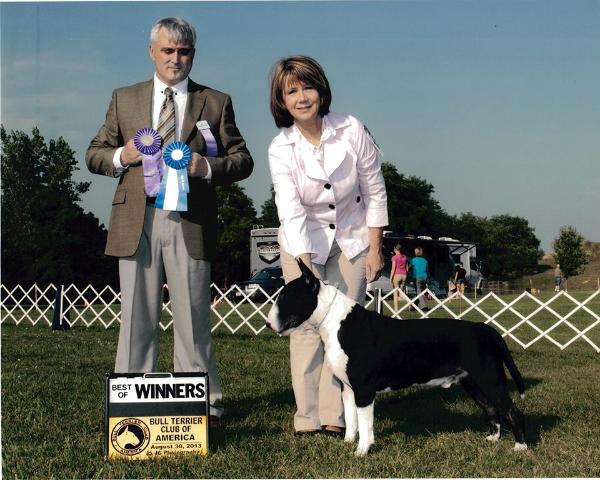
top-left (491, 327), bottom-right (525, 398)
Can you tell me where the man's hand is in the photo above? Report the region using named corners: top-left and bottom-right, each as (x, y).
top-left (188, 152), bottom-right (208, 177)
top-left (366, 249), bottom-right (384, 283)
top-left (120, 139), bottom-right (142, 167)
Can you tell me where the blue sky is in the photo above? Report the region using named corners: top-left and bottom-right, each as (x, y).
top-left (1, 0), bottom-right (599, 251)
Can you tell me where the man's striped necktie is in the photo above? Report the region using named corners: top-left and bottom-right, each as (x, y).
top-left (157, 87), bottom-right (176, 146)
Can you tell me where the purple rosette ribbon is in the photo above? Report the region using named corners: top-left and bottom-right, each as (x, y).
top-left (134, 128), bottom-right (164, 197)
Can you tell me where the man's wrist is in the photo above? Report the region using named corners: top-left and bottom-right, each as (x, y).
top-left (112, 147), bottom-right (128, 175)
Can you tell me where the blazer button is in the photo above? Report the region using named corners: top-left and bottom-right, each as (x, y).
top-left (329, 204), bottom-right (335, 210)
top-left (324, 183), bottom-right (332, 189)
top-left (329, 224), bottom-right (335, 229)
top-left (356, 196), bottom-right (361, 202)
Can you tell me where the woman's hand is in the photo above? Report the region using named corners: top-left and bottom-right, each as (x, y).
top-left (366, 248), bottom-right (384, 283)
top-left (366, 227), bottom-right (384, 282)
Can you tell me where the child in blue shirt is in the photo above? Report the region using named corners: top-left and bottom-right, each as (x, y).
top-left (410, 247), bottom-right (429, 309)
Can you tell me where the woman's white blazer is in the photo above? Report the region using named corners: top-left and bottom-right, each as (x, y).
top-left (268, 112), bottom-right (388, 265)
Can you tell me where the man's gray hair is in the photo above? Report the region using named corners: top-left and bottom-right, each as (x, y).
top-left (150, 17), bottom-right (196, 46)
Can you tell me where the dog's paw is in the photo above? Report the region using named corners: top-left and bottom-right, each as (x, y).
top-left (486, 423), bottom-right (501, 442)
top-left (354, 447), bottom-right (369, 457)
top-left (344, 430), bottom-right (357, 443)
top-left (513, 442), bottom-right (528, 452)
top-left (355, 442), bottom-right (372, 457)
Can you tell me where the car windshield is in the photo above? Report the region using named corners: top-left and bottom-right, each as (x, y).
top-left (251, 269), bottom-right (281, 281)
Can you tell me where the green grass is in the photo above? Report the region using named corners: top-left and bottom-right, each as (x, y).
top-left (2, 305), bottom-right (600, 478)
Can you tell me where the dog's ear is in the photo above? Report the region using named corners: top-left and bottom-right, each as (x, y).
top-left (296, 258), bottom-right (319, 293)
top-left (296, 257), bottom-right (313, 278)
top-left (296, 258), bottom-right (316, 283)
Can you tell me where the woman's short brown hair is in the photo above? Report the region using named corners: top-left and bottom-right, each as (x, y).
top-left (269, 55), bottom-right (332, 128)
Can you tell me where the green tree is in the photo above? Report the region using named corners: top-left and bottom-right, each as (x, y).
top-left (214, 184), bottom-right (257, 287)
top-left (552, 226), bottom-right (588, 281)
top-left (382, 162), bottom-right (453, 237)
top-left (1, 126), bottom-right (115, 288)
top-left (449, 212), bottom-right (542, 279)
top-left (484, 214), bottom-right (542, 278)
top-left (257, 185), bottom-right (279, 227)
top-left (449, 212), bottom-right (489, 245)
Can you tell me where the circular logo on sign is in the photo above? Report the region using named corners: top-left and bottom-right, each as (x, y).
top-left (111, 418), bottom-right (150, 456)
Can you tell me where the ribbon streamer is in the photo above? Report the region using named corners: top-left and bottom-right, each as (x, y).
top-left (196, 120), bottom-right (218, 157)
top-left (155, 141), bottom-right (191, 212)
top-left (134, 128), bottom-right (165, 197)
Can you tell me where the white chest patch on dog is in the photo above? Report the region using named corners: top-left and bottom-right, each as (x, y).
top-left (419, 370), bottom-right (468, 388)
top-left (317, 285), bottom-right (355, 385)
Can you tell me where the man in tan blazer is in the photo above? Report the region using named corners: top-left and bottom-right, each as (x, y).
top-left (86, 17), bottom-right (253, 424)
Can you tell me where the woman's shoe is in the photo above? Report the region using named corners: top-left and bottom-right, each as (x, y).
top-left (321, 425), bottom-right (345, 438)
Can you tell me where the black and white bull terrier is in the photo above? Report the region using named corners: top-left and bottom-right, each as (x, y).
top-left (267, 259), bottom-right (527, 456)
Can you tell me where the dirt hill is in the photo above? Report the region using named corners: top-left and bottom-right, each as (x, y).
top-left (526, 241), bottom-right (600, 292)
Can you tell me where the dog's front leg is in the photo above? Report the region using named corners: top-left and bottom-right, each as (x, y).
top-left (355, 402), bottom-right (375, 456)
top-left (342, 386), bottom-right (357, 443)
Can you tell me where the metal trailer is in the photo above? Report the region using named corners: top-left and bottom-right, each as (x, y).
top-left (250, 227), bottom-right (281, 277)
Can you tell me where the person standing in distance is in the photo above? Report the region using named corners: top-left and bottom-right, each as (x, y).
top-left (554, 264), bottom-right (563, 292)
top-left (453, 262), bottom-right (467, 298)
top-left (409, 247), bottom-right (429, 310)
top-left (390, 243), bottom-right (408, 312)
top-left (86, 17), bottom-right (253, 425)
top-left (268, 55), bottom-right (388, 436)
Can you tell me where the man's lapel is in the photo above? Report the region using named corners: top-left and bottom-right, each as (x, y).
top-left (181, 79), bottom-right (208, 144)
top-left (132, 80), bottom-right (153, 130)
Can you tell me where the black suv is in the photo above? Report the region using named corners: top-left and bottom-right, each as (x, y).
top-left (233, 267), bottom-right (284, 301)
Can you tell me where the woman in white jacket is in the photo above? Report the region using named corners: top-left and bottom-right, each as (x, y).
top-left (268, 55), bottom-right (388, 436)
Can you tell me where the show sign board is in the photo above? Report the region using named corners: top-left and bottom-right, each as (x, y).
top-left (105, 373), bottom-right (209, 460)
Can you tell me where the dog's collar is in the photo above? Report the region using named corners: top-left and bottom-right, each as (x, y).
top-left (307, 287), bottom-right (339, 330)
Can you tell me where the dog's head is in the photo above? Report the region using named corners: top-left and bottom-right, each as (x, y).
top-left (266, 259), bottom-right (320, 336)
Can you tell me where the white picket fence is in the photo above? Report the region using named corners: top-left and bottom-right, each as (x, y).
top-left (1, 283), bottom-right (599, 352)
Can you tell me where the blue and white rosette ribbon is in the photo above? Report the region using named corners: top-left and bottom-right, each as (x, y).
top-left (155, 141), bottom-right (191, 212)
top-left (134, 128), bottom-right (165, 197)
